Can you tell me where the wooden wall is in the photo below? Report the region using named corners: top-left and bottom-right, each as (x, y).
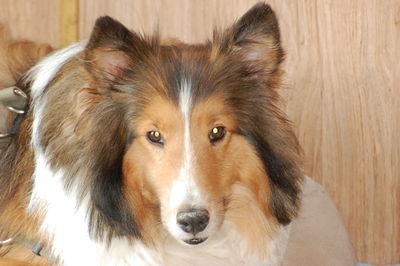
top-left (1, 0), bottom-right (399, 264)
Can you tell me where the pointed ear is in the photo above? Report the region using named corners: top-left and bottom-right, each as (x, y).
top-left (218, 3), bottom-right (284, 78)
top-left (74, 17), bottom-right (143, 239)
top-left (84, 16), bottom-right (147, 83)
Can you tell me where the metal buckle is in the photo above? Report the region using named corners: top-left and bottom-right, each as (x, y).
top-left (0, 87), bottom-right (27, 139)
top-left (0, 238), bottom-right (13, 245)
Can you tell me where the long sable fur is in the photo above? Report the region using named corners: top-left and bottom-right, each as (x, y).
top-left (0, 3), bottom-right (303, 259)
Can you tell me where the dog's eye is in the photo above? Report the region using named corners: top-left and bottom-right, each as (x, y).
top-left (209, 126), bottom-right (226, 143)
top-left (147, 131), bottom-right (164, 145)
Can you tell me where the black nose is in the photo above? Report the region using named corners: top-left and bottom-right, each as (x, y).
top-left (176, 209), bottom-right (210, 235)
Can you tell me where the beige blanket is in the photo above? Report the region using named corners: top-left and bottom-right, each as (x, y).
top-left (283, 176), bottom-right (356, 265)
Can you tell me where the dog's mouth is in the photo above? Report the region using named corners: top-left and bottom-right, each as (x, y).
top-left (183, 237), bottom-right (208, 245)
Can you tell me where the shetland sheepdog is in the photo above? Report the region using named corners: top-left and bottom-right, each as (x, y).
top-left (0, 3), bottom-right (303, 265)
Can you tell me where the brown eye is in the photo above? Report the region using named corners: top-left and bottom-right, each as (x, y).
top-left (146, 131), bottom-right (164, 145)
top-left (209, 126), bottom-right (226, 143)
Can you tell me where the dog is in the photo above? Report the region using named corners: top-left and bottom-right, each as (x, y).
top-left (0, 3), bottom-right (303, 265)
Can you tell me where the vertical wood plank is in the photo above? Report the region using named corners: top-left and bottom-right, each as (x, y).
top-left (0, 0), bottom-right (60, 47)
top-left (60, 0), bottom-right (79, 47)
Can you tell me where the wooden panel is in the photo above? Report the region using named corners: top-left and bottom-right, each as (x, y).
top-left (268, 1), bottom-right (400, 264)
top-left (81, 0), bottom-right (399, 264)
top-left (0, 0), bottom-right (60, 47)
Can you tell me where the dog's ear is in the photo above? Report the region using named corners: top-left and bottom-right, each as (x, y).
top-left (217, 3), bottom-right (284, 80)
top-left (220, 3), bottom-right (303, 225)
top-left (76, 16), bottom-right (145, 240)
top-left (83, 16), bottom-right (151, 85)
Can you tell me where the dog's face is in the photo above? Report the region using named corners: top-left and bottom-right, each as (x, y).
top-left (35, 3), bottom-right (302, 247)
top-left (124, 79), bottom-right (276, 245)
top-left (124, 92), bottom-right (237, 244)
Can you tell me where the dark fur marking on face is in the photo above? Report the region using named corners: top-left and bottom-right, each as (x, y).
top-left (89, 147), bottom-right (141, 240)
top-left (224, 84), bottom-right (302, 225)
top-left (243, 131), bottom-right (301, 225)
top-left (76, 97), bottom-right (142, 241)
top-left (215, 2), bottom-right (303, 224)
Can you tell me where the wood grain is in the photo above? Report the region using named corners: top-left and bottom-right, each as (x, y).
top-left (79, 1), bottom-right (400, 264)
top-left (60, 0), bottom-right (79, 47)
top-left (0, 0), bottom-right (59, 47)
top-left (269, 1), bottom-right (400, 264)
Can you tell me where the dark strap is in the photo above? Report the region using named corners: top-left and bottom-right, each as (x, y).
top-left (0, 87), bottom-right (52, 260)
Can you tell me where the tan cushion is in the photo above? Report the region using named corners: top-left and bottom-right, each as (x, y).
top-left (282, 176), bottom-right (356, 265)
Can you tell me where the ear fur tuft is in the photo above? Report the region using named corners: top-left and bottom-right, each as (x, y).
top-left (84, 16), bottom-right (146, 83)
top-left (216, 3), bottom-right (284, 79)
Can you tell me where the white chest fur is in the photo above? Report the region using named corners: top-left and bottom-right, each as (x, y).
top-left (161, 224), bottom-right (290, 266)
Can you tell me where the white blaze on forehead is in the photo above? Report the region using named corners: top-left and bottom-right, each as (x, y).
top-left (169, 80), bottom-right (204, 210)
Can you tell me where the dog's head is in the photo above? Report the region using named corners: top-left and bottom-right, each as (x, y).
top-left (34, 3), bottom-right (302, 247)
